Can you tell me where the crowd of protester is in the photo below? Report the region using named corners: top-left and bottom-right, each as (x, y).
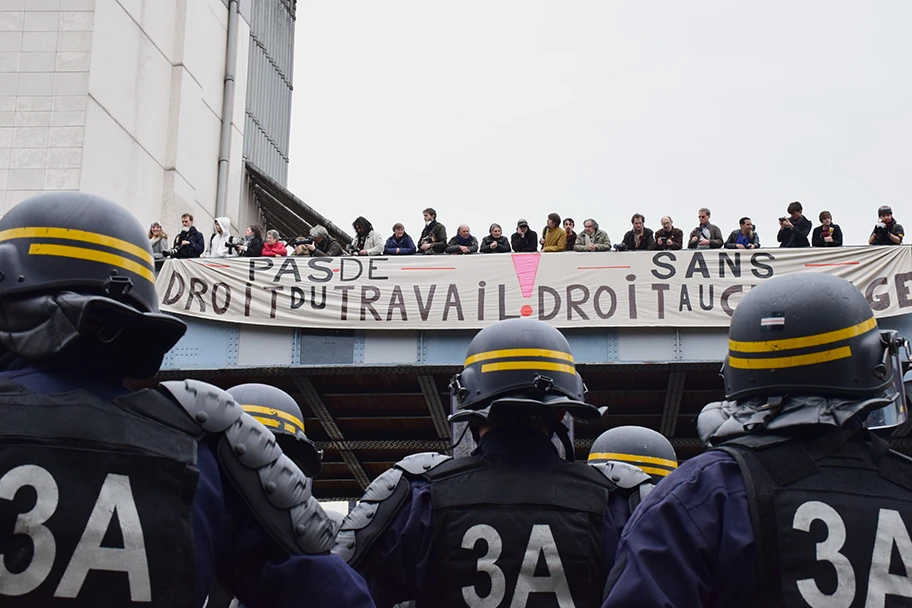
top-left (151, 203), bottom-right (905, 260)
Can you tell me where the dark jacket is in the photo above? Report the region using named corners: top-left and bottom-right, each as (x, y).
top-left (812, 224), bottom-right (843, 247)
top-left (312, 237), bottom-right (344, 257)
top-left (419, 221), bottom-right (447, 254)
top-left (384, 233), bottom-right (417, 255)
top-left (238, 236), bottom-right (264, 257)
top-left (445, 234), bottom-right (478, 254)
top-left (654, 227), bottom-right (683, 250)
top-left (565, 230), bottom-right (577, 251)
top-left (776, 215), bottom-right (812, 248)
top-left (511, 230), bottom-right (538, 252)
top-left (172, 225), bottom-right (205, 258)
top-left (622, 228), bottom-right (656, 251)
top-left (870, 220), bottom-right (904, 245)
top-left (724, 229), bottom-right (760, 249)
top-left (687, 223), bottom-right (724, 249)
top-left (480, 235), bottom-right (511, 253)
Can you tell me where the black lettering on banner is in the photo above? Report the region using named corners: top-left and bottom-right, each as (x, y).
top-left (264, 285), bottom-right (283, 319)
top-left (477, 281), bottom-right (486, 321)
top-left (699, 284), bottom-right (714, 311)
top-left (244, 282), bottom-right (252, 316)
top-left (387, 285), bottom-right (408, 321)
top-left (866, 277), bottom-right (890, 312)
top-left (211, 282), bottom-right (231, 315)
top-left (307, 258), bottom-right (333, 283)
top-left (360, 286), bottom-right (382, 321)
top-left (273, 258), bottom-right (301, 282)
top-left (750, 252), bottom-right (775, 279)
top-left (414, 285), bottom-right (436, 321)
top-left (368, 258), bottom-right (389, 281)
top-left (340, 258), bottom-right (363, 282)
top-left (627, 275), bottom-right (637, 320)
top-left (185, 278), bottom-right (207, 312)
top-left (652, 284), bottom-right (669, 319)
top-left (248, 258), bottom-right (273, 282)
top-left (719, 252), bottom-right (741, 278)
top-left (310, 286), bottom-right (327, 310)
top-left (778, 492), bottom-right (912, 608)
top-left (498, 284), bottom-right (518, 320)
top-left (443, 285), bottom-right (464, 322)
top-left (895, 271), bottom-right (912, 309)
top-left (679, 285), bottom-right (692, 312)
top-left (538, 286), bottom-right (561, 321)
top-left (460, 523), bottom-right (573, 608)
top-left (685, 253), bottom-right (710, 279)
top-left (161, 271), bottom-right (185, 305)
top-left (720, 285), bottom-right (742, 317)
top-left (290, 287), bottom-right (306, 310)
top-left (651, 252), bottom-right (676, 280)
top-left (334, 285), bottom-right (354, 321)
top-left (594, 286), bottom-right (617, 319)
top-left (566, 284), bottom-right (590, 320)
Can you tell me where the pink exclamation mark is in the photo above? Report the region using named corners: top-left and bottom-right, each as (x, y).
top-left (511, 254), bottom-right (541, 317)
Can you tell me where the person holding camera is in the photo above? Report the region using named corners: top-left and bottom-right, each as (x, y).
top-left (165, 213), bottom-right (205, 259)
top-left (775, 201), bottom-right (811, 248)
top-left (295, 225), bottom-right (344, 257)
top-left (654, 216), bottom-right (683, 250)
top-left (687, 208), bottom-right (723, 249)
top-left (233, 224), bottom-right (264, 257)
top-left (868, 205), bottom-right (904, 246)
top-left (203, 216), bottom-right (234, 258)
top-left (350, 216), bottom-right (384, 256)
top-left (418, 208), bottom-right (447, 254)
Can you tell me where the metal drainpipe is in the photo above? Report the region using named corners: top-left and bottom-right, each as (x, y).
top-left (215, 0), bottom-right (239, 218)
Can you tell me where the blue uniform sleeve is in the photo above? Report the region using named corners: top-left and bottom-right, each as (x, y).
top-left (191, 440), bottom-right (375, 608)
top-left (601, 451), bottom-right (756, 608)
top-left (353, 480), bottom-right (434, 608)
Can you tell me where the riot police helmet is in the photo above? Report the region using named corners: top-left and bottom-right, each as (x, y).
top-left (227, 383), bottom-right (322, 477)
top-left (448, 318), bottom-right (600, 424)
top-left (588, 426), bottom-right (678, 484)
top-left (0, 192), bottom-right (186, 376)
top-left (723, 273), bottom-right (902, 401)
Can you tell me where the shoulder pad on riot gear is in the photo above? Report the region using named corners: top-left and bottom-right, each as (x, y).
top-left (628, 481), bottom-right (656, 514)
top-left (395, 451), bottom-right (453, 476)
top-left (332, 452), bottom-right (451, 566)
top-left (590, 461), bottom-right (652, 490)
top-left (160, 379), bottom-right (334, 554)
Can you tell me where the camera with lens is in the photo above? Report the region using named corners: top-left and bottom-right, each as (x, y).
top-left (613, 243), bottom-right (628, 252)
top-left (287, 236), bottom-right (314, 249)
top-left (161, 246), bottom-right (181, 259)
top-left (224, 235), bottom-right (243, 249)
top-left (779, 217), bottom-right (788, 223)
top-left (874, 222), bottom-right (886, 232)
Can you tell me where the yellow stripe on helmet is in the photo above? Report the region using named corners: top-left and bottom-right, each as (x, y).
top-left (728, 317), bottom-right (876, 354)
top-left (28, 243), bottom-right (155, 284)
top-left (465, 348), bottom-right (574, 367)
top-left (728, 346), bottom-right (852, 370)
top-left (480, 361), bottom-right (576, 375)
top-left (242, 404), bottom-right (305, 434)
top-left (0, 226), bottom-right (154, 266)
top-left (587, 452), bottom-right (678, 470)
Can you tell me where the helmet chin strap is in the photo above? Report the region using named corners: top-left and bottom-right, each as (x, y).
top-left (552, 423), bottom-right (575, 462)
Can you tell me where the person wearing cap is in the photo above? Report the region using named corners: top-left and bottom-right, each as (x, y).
top-left (0, 193), bottom-right (375, 608)
top-left (869, 205), bottom-right (904, 245)
top-left (333, 318), bottom-right (625, 608)
top-left (510, 218), bottom-right (538, 252)
top-left (602, 272), bottom-right (912, 608)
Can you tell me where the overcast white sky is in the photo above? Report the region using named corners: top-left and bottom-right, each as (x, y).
top-left (288, 1), bottom-right (912, 247)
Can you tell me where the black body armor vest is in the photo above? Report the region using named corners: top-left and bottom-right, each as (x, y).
top-left (0, 379), bottom-right (198, 607)
top-left (423, 457), bottom-right (613, 608)
top-left (720, 429), bottom-right (912, 608)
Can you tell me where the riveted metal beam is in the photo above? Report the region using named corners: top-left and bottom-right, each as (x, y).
top-left (418, 375), bottom-right (451, 440)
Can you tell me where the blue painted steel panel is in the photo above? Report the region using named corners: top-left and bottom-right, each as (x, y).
top-left (420, 331), bottom-right (476, 365)
top-left (563, 328), bottom-right (619, 364)
top-left (161, 317), bottom-right (239, 370)
top-left (298, 330), bottom-right (355, 366)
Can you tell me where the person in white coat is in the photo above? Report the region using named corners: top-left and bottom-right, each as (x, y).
top-left (203, 216), bottom-right (235, 258)
top-left (350, 216), bottom-right (384, 256)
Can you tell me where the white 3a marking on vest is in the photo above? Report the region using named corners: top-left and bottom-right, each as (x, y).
top-left (510, 524), bottom-right (574, 608)
top-left (55, 474), bottom-right (152, 602)
top-left (865, 508), bottom-right (912, 607)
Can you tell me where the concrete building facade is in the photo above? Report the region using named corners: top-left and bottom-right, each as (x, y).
top-left (0, 0), bottom-right (296, 238)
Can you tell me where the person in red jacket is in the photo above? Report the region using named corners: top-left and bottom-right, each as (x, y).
top-left (262, 229), bottom-right (289, 257)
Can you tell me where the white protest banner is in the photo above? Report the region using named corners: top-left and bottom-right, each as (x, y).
top-left (156, 246), bottom-right (912, 329)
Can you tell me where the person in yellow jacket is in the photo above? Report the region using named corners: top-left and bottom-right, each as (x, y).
top-left (540, 212), bottom-right (567, 252)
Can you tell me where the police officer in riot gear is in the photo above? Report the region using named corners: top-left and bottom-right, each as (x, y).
top-left (0, 192), bottom-right (375, 607)
top-left (333, 317), bottom-right (621, 608)
top-left (588, 426), bottom-right (677, 531)
top-left (602, 272), bottom-right (912, 608)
